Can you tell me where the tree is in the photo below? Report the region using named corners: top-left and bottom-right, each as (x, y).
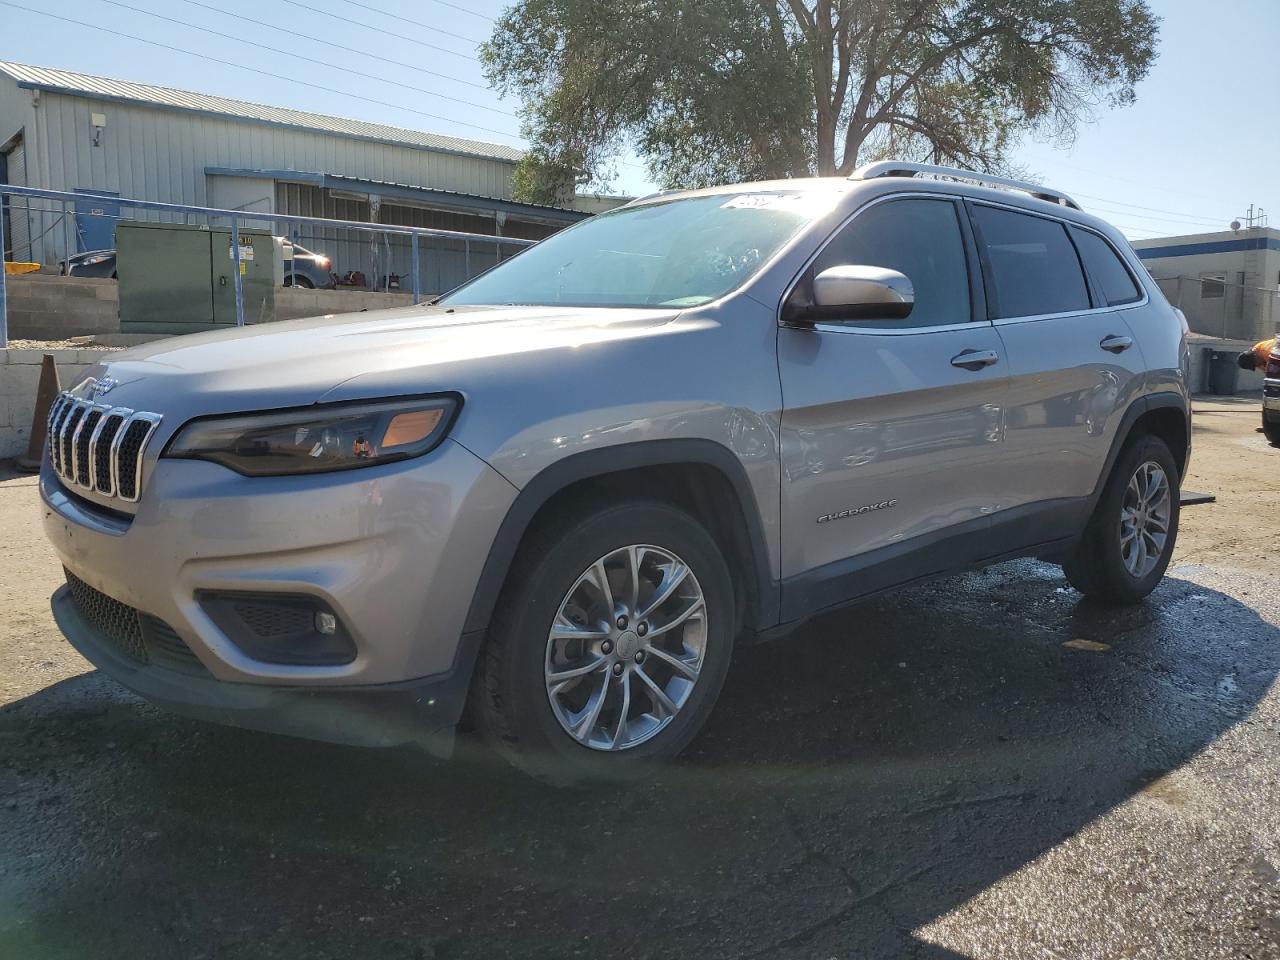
top-left (481, 0), bottom-right (1159, 204)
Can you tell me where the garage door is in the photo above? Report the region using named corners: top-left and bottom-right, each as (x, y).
top-left (2, 136), bottom-right (31, 262)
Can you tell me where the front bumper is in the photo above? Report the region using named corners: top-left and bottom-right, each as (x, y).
top-left (42, 437), bottom-right (518, 745)
top-left (52, 584), bottom-right (469, 751)
top-left (1263, 377), bottom-right (1280, 413)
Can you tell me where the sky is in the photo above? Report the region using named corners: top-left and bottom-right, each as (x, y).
top-left (0, 0), bottom-right (1275, 241)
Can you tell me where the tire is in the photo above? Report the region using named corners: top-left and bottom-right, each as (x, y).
top-left (1263, 411), bottom-right (1280, 446)
top-left (1062, 433), bottom-right (1180, 605)
top-left (474, 500), bottom-right (736, 782)
top-left (284, 275), bottom-right (314, 289)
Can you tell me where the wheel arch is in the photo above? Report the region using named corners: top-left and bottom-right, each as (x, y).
top-left (463, 439), bottom-right (779, 638)
top-left (1092, 392), bottom-right (1190, 511)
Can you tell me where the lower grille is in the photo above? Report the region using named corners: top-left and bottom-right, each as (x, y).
top-left (231, 599), bottom-right (315, 637)
top-left (64, 571), bottom-right (206, 675)
top-left (65, 570), bottom-right (147, 663)
top-left (142, 616), bottom-right (207, 675)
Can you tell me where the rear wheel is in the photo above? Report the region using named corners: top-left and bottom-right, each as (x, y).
top-left (283, 274), bottom-right (314, 289)
top-left (1062, 434), bottom-right (1180, 605)
top-left (475, 501), bottom-right (735, 781)
top-left (1263, 410), bottom-right (1280, 446)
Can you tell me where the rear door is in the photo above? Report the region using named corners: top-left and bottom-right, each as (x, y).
top-left (969, 202), bottom-right (1147, 530)
top-left (777, 195), bottom-right (1009, 609)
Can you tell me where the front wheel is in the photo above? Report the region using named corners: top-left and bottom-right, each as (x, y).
top-left (475, 501), bottom-right (735, 781)
top-left (1062, 434), bottom-right (1180, 605)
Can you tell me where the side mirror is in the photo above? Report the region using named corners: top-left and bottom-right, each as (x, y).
top-left (805, 265), bottom-right (914, 322)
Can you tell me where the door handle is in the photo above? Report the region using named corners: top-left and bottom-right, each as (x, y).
top-left (1100, 334), bottom-right (1133, 353)
top-left (950, 348), bottom-right (1000, 371)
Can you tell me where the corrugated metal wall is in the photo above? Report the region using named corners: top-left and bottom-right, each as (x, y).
top-left (29, 90), bottom-right (518, 201)
top-left (3, 82), bottom-right (523, 264)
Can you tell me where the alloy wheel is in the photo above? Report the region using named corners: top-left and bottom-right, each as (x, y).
top-left (1119, 460), bottom-right (1171, 578)
top-left (544, 544), bottom-right (707, 751)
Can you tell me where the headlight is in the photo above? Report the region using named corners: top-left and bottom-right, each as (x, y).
top-left (164, 395), bottom-right (459, 476)
top-left (83, 253), bottom-right (111, 265)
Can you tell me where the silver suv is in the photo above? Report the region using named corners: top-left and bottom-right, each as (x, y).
top-left (42, 162), bottom-right (1190, 779)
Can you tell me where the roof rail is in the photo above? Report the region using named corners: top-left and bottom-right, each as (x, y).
top-left (624, 188), bottom-right (683, 207)
top-left (849, 161), bottom-right (1080, 210)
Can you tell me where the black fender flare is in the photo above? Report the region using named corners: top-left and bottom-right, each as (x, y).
top-left (1088, 391), bottom-right (1190, 513)
top-left (462, 438), bottom-right (779, 636)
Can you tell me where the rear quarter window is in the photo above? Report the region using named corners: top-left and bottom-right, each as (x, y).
top-left (1070, 227), bottom-right (1142, 306)
top-left (971, 205), bottom-right (1090, 319)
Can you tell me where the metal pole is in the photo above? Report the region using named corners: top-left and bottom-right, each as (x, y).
top-left (64, 199), bottom-right (75, 267)
top-left (383, 232), bottom-right (391, 292)
top-left (411, 233), bottom-right (420, 305)
top-left (0, 191), bottom-right (8, 348)
top-left (230, 218), bottom-right (246, 327)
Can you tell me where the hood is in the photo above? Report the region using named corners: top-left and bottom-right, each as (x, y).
top-left (83, 304), bottom-right (684, 418)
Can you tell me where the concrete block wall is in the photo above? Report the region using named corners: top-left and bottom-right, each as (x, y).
top-left (2, 276), bottom-right (417, 339)
top-left (274, 287), bottom-right (417, 321)
top-left (3, 274), bottom-right (120, 339)
top-left (0, 349), bottom-right (120, 459)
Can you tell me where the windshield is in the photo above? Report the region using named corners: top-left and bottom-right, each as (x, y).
top-left (441, 191), bottom-right (834, 309)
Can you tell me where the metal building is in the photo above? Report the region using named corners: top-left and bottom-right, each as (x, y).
top-left (0, 60), bottom-right (605, 287)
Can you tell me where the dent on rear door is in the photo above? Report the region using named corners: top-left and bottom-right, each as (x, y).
top-left (994, 308), bottom-right (1147, 510)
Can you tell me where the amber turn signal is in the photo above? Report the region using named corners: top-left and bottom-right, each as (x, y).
top-left (381, 409), bottom-right (445, 449)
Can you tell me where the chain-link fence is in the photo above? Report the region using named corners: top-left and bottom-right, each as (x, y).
top-left (1, 190), bottom-right (531, 295)
top-left (1153, 275), bottom-right (1280, 342)
top-left (1, 185), bottom-right (537, 344)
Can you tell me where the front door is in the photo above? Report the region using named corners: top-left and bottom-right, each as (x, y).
top-left (777, 196), bottom-right (1010, 617)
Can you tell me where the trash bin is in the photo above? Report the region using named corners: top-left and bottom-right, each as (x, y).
top-left (1204, 348), bottom-right (1240, 395)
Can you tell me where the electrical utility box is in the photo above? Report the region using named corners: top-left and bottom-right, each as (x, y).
top-left (117, 221), bottom-right (276, 333)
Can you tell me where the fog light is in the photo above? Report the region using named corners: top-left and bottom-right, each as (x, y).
top-left (197, 591), bottom-right (356, 665)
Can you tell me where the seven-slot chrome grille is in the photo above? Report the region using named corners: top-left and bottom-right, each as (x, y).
top-left (46, 392), bottom-right (162, 502)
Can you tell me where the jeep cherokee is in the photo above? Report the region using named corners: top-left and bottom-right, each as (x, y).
top-left (42, 162), bottom-right (1191, 779)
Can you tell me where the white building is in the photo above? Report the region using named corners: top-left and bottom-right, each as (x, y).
top-left (1133, 227), bottom-right (1280, 342)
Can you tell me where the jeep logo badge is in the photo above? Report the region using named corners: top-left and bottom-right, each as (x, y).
top-left (89, 377), bottom-right (119, 399)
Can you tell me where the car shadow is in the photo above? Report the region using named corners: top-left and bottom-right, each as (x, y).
top-left (1, 560), bottom-right (1276, 959)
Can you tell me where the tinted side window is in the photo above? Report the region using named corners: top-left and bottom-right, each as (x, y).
top-left (813, 198), bottom-right (970, 327)
top-left (971, 206), bottom-right (1089, 319)
top-left (1070, 227), bottom-right (1141, 306)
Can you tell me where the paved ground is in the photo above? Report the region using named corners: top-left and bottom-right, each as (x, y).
top-left (1, 399), bottom-right (1278, 959)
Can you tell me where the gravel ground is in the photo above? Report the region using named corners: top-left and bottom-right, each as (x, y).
top-left (0, 399), bottom-right (1277, 959)
top-left (1, 339), bottom-right (119, 351)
